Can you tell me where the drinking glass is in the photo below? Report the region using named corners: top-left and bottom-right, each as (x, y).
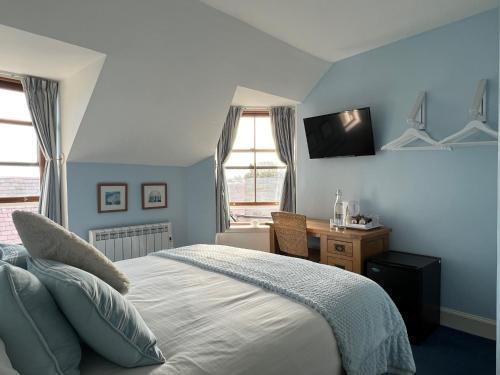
top-left (348, 200), bottom-right (360, 217)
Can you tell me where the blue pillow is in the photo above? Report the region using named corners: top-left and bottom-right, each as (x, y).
top-left (0, 261), bottom-right (81, 375)
top-left (0, 243), bottom-right (29, 269)
top-left (28, 258), bottom-right (165, 368)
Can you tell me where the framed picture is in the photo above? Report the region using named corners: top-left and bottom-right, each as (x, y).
top-left (97, 183), bottom-right (128, 213)
top-left (142, 183), bottom-right (167, 209)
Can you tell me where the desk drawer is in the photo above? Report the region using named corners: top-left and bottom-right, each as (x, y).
top-left (327, 239), bottom-right (353, 257)
top-left (327, 257), bottom-right (353, 272)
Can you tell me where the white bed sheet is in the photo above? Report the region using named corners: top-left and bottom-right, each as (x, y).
top-left (80, 255), bottom-right (342, 375)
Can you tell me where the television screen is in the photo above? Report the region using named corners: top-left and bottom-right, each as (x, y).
top-left (303, 107), bottom-right (375, 159)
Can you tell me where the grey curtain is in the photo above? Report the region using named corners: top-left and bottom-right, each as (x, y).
top-left (22, 76), bottom-right (61, 224)
top-left (216, 106), bottom-right (243, 233)
top-left (271, 107), bottom-right (296, 212)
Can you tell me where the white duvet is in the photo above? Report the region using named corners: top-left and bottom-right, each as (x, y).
top-left (81, 255), bottom-right (342, 375)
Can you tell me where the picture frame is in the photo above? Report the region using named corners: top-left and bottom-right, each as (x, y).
top-left (97, 183), bottom-right (128, 213)
top-left (142, 183), bottom-right (167, 209)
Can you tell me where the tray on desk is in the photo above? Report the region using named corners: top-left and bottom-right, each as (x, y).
top-left (345, 222), bottom-right (382, 230)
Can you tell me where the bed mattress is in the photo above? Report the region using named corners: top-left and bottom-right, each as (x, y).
top-left (80, 255), bottom-right (342, 375)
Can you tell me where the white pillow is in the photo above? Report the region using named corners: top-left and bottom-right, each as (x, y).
top-left (0, 338), bottom-right (20, 375)
top-left (12, 211), bottom-right (130, 294)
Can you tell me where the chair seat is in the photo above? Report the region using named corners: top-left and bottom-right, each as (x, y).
top-left (278, 247), bottom-right (320, 263)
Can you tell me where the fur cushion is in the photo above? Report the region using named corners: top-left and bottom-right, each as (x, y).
top-left (12, 211), bottom-right (129, 294)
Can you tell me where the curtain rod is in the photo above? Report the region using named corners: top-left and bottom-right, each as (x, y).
top-left (0, 71), bottom-right (60, 83)
top-left (0, 70), bottom-right (25, 80)
top-left (242, 106), bottom-right (270, 110)
top-left (240, 105), bottom-right (296, 110)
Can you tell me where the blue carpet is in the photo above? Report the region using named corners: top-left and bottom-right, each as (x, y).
top-left (412, 326), bottom-right (495, 374)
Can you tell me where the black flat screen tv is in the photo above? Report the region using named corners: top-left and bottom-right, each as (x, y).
top-left (304, 107), bottom-right (375, 159)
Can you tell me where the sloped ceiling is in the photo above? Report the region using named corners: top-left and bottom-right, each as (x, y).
top-left (0, 24), bottom-right (103, 80)
top-left (0, 24), bottom-right (106, 160)
top-left (0, 0), bottom-right (331, 167)
top-left (200, 0), bottom-right (498, 62)
top-left (232, 86), bottom-right (299, 107)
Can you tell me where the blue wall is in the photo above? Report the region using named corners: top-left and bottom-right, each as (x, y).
top-left (186, 157), bottom-right (217, 245)
top-left (298, 10), bottom-right (498, 319)
top-left (66, 159), bottom-right (217, 247)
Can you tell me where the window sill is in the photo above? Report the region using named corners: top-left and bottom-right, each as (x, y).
top-left (0, 197), bottom-right (39, 204)
top-left (0, 201), bottom-right (39, 208)
top-left (227, 224), bottom-right (270, 233)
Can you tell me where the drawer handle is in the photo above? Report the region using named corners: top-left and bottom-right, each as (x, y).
top-left (335, 244), bottom-right (346, 252)
top-left (370, 267), bottom-right (381, 273)
top-left (336, 264), bottom-right (346, 270)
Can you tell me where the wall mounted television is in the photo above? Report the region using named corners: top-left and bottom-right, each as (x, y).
top-left (304, 107), bottom-right (375, 159)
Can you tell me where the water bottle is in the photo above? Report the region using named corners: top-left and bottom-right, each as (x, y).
top-left (333, 189), bottom-right (344, 230)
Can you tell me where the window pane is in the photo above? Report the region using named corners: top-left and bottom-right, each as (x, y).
top-left (0, 87), bottom-right (40, 244)
top-left (0, 166), bottom-right (40, 178)
top-left (232, 116), bottom-right (254, 150)
top-left (256, 168), bottom-right (285, 202)
top-left (225, 152), bottom-right (254, 167)
top-left (0, 124), bottom-right (38, 163)
top-left (256, 151), bottom-right (285, 167)
top-left (229, 205), bottom-right (279, 223)
top-left (0, 173), bottom-right (40, 197)
top-left (0, 88), bottom-right (31, 122)
top-left (226, 169), bottom-right (255, 202)
top-left (255, 116), bottom-right (275, 149)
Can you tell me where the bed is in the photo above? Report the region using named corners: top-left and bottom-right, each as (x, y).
top-left (80, 245), bottom-right (415, 375)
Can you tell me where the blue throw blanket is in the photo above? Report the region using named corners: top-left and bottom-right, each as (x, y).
top-left (152, 245), bottom-right (416, 375)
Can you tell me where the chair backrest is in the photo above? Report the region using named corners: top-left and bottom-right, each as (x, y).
top-left (271, 212), bottom-right (308, 258)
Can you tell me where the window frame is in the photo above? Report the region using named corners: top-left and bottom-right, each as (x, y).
top-left (225, 110), bottom-right (286, 207)
top-left (0, 77), bottom-right (44, 204)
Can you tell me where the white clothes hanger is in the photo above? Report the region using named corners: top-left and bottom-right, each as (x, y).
top-left (381, 92), bottom-right (451, 151)
top-left (439, 80), bottom-right (498, 147)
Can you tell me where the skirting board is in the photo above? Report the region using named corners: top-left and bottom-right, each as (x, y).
top-left (440, 307), bottom-right (496, 340)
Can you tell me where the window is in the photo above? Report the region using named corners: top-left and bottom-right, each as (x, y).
top-left (0, 77), bottom-right (42, 243)
top-left (225, 111), bottom-right (286, 224)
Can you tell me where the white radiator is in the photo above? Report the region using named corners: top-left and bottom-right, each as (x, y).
top-left (89, 222), bottom-right (173, 262)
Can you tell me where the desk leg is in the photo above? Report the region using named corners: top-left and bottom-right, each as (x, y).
top-left (269, 226), bottom-right (279, 254)
top-left (320, 235), bottom-right (327, 264)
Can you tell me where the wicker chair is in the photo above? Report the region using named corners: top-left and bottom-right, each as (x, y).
top-left (271, 212), bottom-right (320, 262)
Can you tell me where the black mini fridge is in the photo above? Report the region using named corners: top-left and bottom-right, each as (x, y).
top-left (366, 251), bottom-right (441, 343)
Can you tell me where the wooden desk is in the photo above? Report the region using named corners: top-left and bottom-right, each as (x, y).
top-left (268, 219), bottom-right (391, 274)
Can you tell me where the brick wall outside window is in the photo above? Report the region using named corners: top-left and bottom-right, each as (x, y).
top-left (0, 203), bottom-right (38, 243)
top-left (0, 177), bottom-right (40, 244)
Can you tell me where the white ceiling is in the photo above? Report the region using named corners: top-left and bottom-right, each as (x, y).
top-left (0, 0), bottom-right (330, 167)
top-left (0, 24), bottom-right (106, 159)
top-left (0, 24), bottom-right (104, 80)
top-left (232, 86), bottom-right (299, 107)
top-left (200, 0), bottom-right (498, 62)
top-left (0, 0), bottom-right (495, 166)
